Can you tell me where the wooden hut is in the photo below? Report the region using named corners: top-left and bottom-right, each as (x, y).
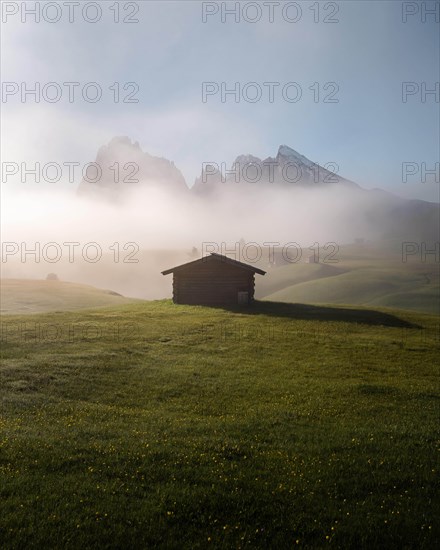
top-left (161, 253), bottom-right (266, 306)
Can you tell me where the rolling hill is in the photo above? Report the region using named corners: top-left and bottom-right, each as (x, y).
top-left (0, 279), bottom-right (140, 315)
top-left (256, 243), bottom-right (440, 315)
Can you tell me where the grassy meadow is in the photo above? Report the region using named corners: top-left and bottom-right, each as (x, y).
top-left (257, 242), bottom-right (440, 315)
top-left (1, 298), bottom-right (439, 548)
top-left (0, 279), bottom-right (140, 315)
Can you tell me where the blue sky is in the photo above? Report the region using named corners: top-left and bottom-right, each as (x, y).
top-left (2, 0), bottom-right (439, 200)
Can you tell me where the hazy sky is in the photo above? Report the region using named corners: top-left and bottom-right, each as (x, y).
top-left (1, 0), bottom-right (439, 201)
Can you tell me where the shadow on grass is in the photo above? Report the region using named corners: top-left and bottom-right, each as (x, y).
top-left (217, 301), bottom-right (420, 328)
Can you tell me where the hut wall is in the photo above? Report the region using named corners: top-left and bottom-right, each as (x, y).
top-left (172, 262), bottom-right (255, 305)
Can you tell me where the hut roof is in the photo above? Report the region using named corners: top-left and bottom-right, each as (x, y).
top-left (162, 253), bottom-right (266, 276)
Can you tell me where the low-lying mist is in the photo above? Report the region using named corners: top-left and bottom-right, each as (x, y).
top-left (1, 180), bottom-right (438, 299)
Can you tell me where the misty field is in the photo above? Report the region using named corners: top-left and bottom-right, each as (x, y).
top-left (2, 241), bottom-right (439, 315)
top-left (1, 300), bottom-right (439, 548)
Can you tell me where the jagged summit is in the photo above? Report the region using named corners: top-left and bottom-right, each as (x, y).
top-left (276, 145), bottom-right (317, 169)
top-left (75, 137), bottom-right (438, 242)
top-left (77, 137), bottom-right (187, 198)
top-left (193, 144), bottom-right (357, 191)
top-left (78, 139), bottom-right (357, 199)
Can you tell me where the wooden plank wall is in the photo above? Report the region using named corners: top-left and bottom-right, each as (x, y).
top-left (173, 262), bottom-right (255, 305)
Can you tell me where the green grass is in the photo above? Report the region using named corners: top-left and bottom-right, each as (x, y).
top-left (1, 299), bottom-right (439, 548)
top-left (0, 279), bottom-right (140, 314)
top-left (258, 243), bottom-right (439, 315)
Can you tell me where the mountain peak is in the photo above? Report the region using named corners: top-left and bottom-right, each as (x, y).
top-left (78, 137), bottom-right (188, 198)
top-left (277, 145), bottom-right (316, 168)
top-left (278, 144), bottom-right (300, 157)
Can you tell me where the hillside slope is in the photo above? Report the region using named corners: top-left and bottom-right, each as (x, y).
top-left (0, 279), bottom-right (140, 314)
top-left (257, 243), bottom-right (439, 315)
top-left (262, 268), bottom-right (439, 314)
